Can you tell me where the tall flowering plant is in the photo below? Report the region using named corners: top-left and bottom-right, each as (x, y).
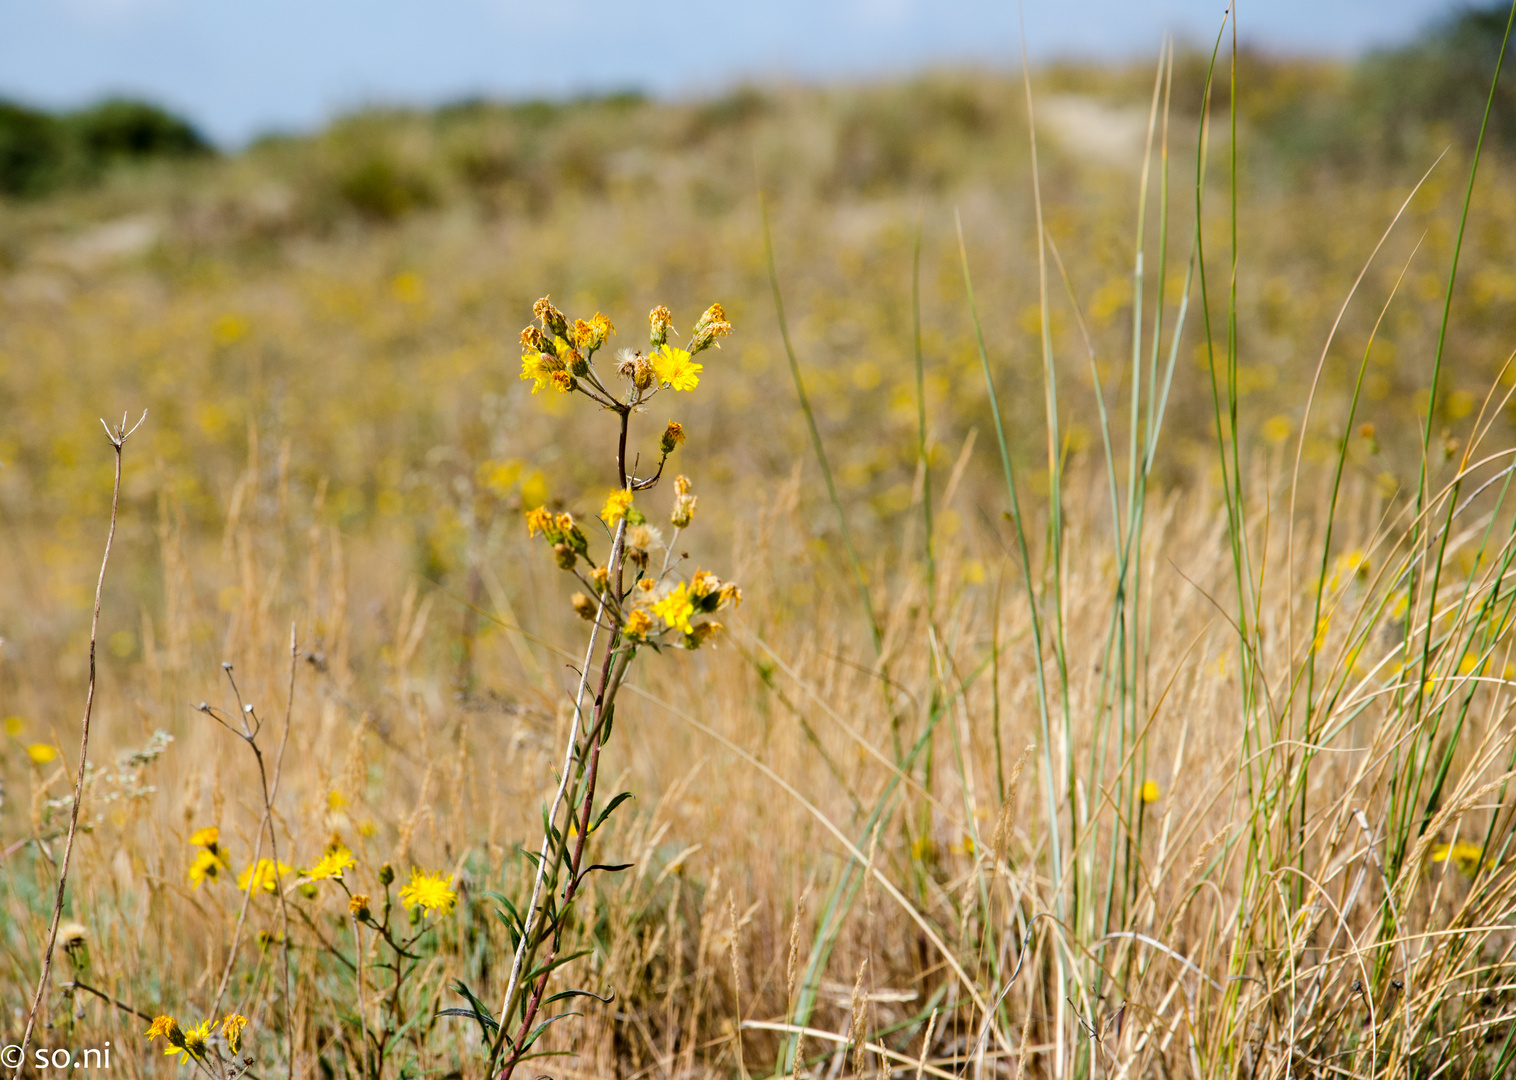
top-left (464, 298), bottom-right (740, 1077)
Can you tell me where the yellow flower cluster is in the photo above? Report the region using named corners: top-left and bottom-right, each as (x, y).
top-left (622, 563), bottom-right (740, 649)
top-left (517, 297), bottom-right (729, 405)
top-left (145, 1014), bottom-right (247, 1063)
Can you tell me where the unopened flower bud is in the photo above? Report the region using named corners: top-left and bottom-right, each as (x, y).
top-left (571, 592), bottom-right (597, 620)
top-left (554, 542), bottom-right (577, 571)
top-left (378, 863), bottom-right (395, 886)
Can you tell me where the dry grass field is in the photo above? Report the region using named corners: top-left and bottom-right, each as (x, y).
top-left (5, 28), bottom-right (1516, 1080)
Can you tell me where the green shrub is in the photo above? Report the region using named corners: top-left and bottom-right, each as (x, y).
top-left (0, 101), bottom-right (68, 197)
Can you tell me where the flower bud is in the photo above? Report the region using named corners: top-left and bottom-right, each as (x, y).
top-left (571, 592), bottom-right (597, 620)
top-left (349, 894), bottom-right (372, 920)
top-left (554, 542), bottom-right (577, 571)
top-left (378, 863), bottom-right (395, 886)
top-left (567, 349), bottom-right (589, 377)
top-left (661, 421), bottom-right (686, 455)
top-left (299, 882), bottom-right (319, 900)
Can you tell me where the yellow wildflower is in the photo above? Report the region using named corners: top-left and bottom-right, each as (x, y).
top-left (144, 1015), bottom-right (178, 1040)
top-left (188, 848), bottom-right (231, 889)
top-left (651, 344), bottom-right (701, 391)
top-left (653, 584), bottom-right (695, 634)
top-left (145, 1016), bottom-right (187, 1058)
top-left (179, 1019), bottom-right (212, 1062)
top-left (549, 370), bottom-right (574, 393)
top-left (189, 826), bottom-right (219, 848)
top-left (573, 312), bottom-right (615, 351)
top-left (525, 506), bottom-right (555, 538)
top-left (349, 894), bottom-right (372, 919)
top-left (1141, 780), bottom-right (1161, 803)
top-left (601, 489), bottom-right (634, 526)
top-left (648, 304), bottom-right (673, 346)
top-left (623, 609), bottom-right (653, 639)
top-left (398, 868), bottom-right (457, 917)
top-left (520, 351), bottom-right (552, 393)
top-left (220, 1014), bottom-right (248, 1055)
top-left (1432, 840), bottom-right (1484, 876)
top-left (237, 858), bottom-right (291, 894)
top-left (306, 844), bottom-right (355, 881)
top-left (26, 743), bottom-right (57, 764)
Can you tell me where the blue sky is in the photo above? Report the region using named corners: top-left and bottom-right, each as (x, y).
top-left (0, 0), bottom-right (1467, 146)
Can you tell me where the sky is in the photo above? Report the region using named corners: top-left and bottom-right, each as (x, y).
top-left (0, 0), bottom-right (1470, 147)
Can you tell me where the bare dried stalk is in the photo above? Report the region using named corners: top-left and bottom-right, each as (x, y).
top-left (13, 410), bottom-right (145, 1080)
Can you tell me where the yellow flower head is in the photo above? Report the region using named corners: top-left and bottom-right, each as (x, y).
top-left (220, 1014), bottom-right (248, 1056)
top-left (623, 609), bottom-right (653, 640)
top-left (651, 344), bottom-right (701, 392)
top-left (648, 304), bottom-right (673, 347)
top-left (398, 868), bottom-right (457, 917)
top-left (601, 489), bottom-right (634, 526)
top-left (520, 350), bottom-right (552, 394)
top-left (237, 858), bottom-right (291, 894)
top-left (189, 826), bottom-right (220, 848)
top-left (306, 844), bottom-right (355, 882)
top-left (525, 506), bottom-right (556, 539)
top-left (144, 1016), bottom-right (181, 1044)
top-left (188, 847), bottom-right (231, 889)
top-left (349, 893), bottom-right (372, 919)
top-left (1432, 840), bottom-right (1484, 876)
top-left (653, 584), bottom-right (695, 635)
top-left (573, 312), bottom-right (615, 352)
top-left (1140, 780), bottom-right (1161, 804)
top-left (26, 743), bottom-right (57, 765)
top-left (179, 1019), bottom-right (212, 1061)
top-left (689, 302), bottom-right (733, 354)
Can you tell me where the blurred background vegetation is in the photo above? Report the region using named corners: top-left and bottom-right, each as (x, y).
top-left (2, 1), bottom-right (1515, 729)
